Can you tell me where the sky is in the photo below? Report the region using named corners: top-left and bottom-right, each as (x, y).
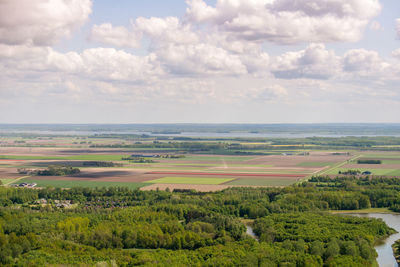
top-left (0, 0), bottom-right (399, 124)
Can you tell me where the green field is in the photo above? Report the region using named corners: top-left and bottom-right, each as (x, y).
top-left (297, 162), bottom-right (333, 167)
top-left (0, 179), bottom-right (15, 185)
top-left (362, 154), bottom-right (400, 159)
top-left (13, 179), bottom-right (147, 189)
top-left (326, 168), bottom-right (400, 176)
top-left (381, 160), bottom-right (400, 164)
top-left (63, 155), bottom-right (127, 161)
top-left (145, 177), bottom-right (234, 185)
top-left (226, 178), bottom-right (296, 186)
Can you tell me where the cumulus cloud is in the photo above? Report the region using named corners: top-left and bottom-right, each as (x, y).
top-left (0, 44), bottom-right (163, 82)
top-left (0, 0), bottom-right (92, 46)
top-left (343, 49), bottom-right (388, 74)
top-left (91, 17), bottom-right (199, 49)
top-left (90, 24), bottom-right (141, 48)
top-left (156, 43), bottom-right (247, 75)
top-left (136, 17), bottom-right (199, 45)
top-left (272, 43), bottom-right (339, 79)
top-left (79, 48), bottom-right (163, 81)
top-left (90, 16), bottom-right (270, 76)
top-left (186, 0), bottom-right (381, 44)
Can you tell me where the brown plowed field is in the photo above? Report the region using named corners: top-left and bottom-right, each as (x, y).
top-left (243, 154), bottom-right (351, 167)
top-left (0, 169), bottom-right (23, 179)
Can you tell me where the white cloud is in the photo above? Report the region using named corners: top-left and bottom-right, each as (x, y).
top-left (79, 48), bottom-right (163, 81)
top-left (0, 0), bottom-right (92, 46)
top-left (272, 43), bottom-right (339, 79)
top-left (156, 43), bottom-right (247, 75)
top-left (186, 0), bottom-right (381, 44)
top-left (185, 0), bottom-right (218, 23)
top-left (343, 49), bottom-right (388, 74)
top-left (91, 17), bottom-right (199, 49)
top-left (90, 24), bottom-right (141, 48)
top-left (136, 17), bottom-right (199, 45)
top-left (0, 44), bottom-right (163, 82)
top-left (90, 16), bottom-right (271, 76)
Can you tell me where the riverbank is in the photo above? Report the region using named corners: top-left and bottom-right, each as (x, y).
top-left (343, 213), bottom-right (400, 267)
top-left (331, 208), bottom-right (398, 214)
top-left (392, 239), bottom-right (400, 266)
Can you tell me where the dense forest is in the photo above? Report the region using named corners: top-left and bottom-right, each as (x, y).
top-left (0, 176), bottom-right (400, 266)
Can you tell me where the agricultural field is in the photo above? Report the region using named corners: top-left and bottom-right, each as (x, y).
top-left (323, 152), bottom-right (400, 177)
top-left (0, 136), bottom-right (399, 191)
top-left (0, 145), bottom-right (353, 191)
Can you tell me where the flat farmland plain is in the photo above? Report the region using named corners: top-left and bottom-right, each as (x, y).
top-left (0, 146), bottom-right (364, 191)
top-left (324, 152), bottom-right (400, 177)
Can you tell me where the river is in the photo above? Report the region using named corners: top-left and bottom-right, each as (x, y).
top-left (345, 213), bottom-right (400, 267)
top-left (246, 225), bottom-right (258, 240)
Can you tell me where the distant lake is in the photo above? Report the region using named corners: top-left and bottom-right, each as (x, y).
top-left (2, 130), bottom-right (400, 138)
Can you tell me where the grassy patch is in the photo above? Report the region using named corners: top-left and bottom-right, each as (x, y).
top-left (362, 154), bottom-right (400, 159)
top-left (330, 208), bottom-right (396, 214)
top-left (62, 155), bottom-right (127, 161)
top-left (381, 160), bottom-right (400, 165)
top-left (0, 179), bottom-right (15, 185)
top-left (145, 177), bottom-right (234, 185)
top-left (226, 178), bottom-right (296, 186)
top-left (297, 162), bottom-right (333, 167)
top-left (13, 178), bottom-right (147, 189)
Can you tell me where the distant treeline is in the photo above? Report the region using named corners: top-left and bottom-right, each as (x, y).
top-left (357, 159), bottom-right (382, 164)
top-left (36, 166), bottom-right (80, 176)
top-left (87, 136), bottom-right (400, 152)
top-left (82, 161), bottom-right (121, 167)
